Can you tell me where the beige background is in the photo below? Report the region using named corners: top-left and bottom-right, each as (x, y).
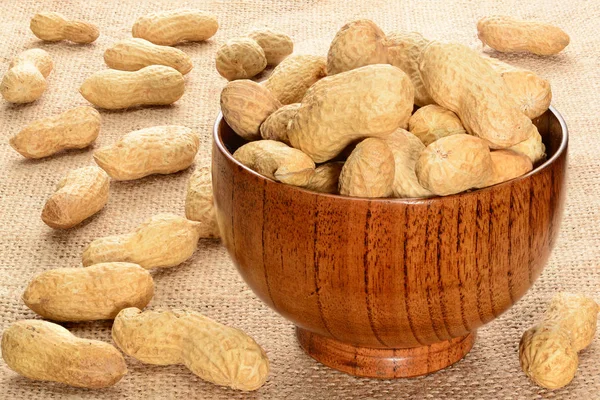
top-left (1, 0), bottom-right (599, 399)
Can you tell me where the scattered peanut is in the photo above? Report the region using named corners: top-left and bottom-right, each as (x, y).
top-left (132, 9), bottom-right (218, 46)
top-left (10, 106), bottom-right (100, 159)
top-left (23, 262), bottom-right (154, 321)
top-left (387, 31), bottom-right (435, 106)
top-left (215, 37), bottom-right (267, 81)
top-left (82, 213), bottom-right (204, 269)
top-left (248, 27), bottom-right (293, 65)
top-left (327, 19), bottom-right (388, 75)
top-left (478, 16), bottom-right (570, 56)
top-left (112, 307), bottom-right (269, 391)
top-left (104, 38), bottom-right (193, 75)
top-left (185, 165), bottom-right (220, 238)
top-left (408, 105), bottom-right (466, 146)
top-left (483, 150), bottom-right (533, 187)
top-left (264, 55), bottom-right (327, 105)
top-left (93, 125), bottom-right (199, 180)
top-left (510, 128), bottom-right (546, 164)
top-left (260, 103), bottom-right (300, 144)
top-left (221, 80), bottom-right (282, 140)
top-left (288, 64), bottom-right (414, 163)
top-left (233, 140), bottom-right (315, 186)
top-left (416, 134), bottom-right (493, 196)
top-left (30, 12), bottom-right (99, 44)
top-left (304, 162), bottom-right (344, 194)
top-left (2, 320), bottom-right (127, 388)
top-left (1, 48), bottom-right (53, 103)
top-left (419, 41), bottom-right (535, 148)
top-left (339, 138), bottom-right (395, 198)
top-left (41, 166), bottom-right (110, 229)
top-left (520, 293), bottom-right (599, 389)
top-left (80, 65), bottom-right (185, 109)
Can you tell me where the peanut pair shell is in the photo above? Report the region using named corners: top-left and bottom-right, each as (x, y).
top-left (104, 38), bottom-right (193, 75)
top-left (132, 9), bottom-right (218, 46)
top-left (264, 55), bottom-right (327, 105)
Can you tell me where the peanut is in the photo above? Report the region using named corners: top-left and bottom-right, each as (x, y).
top-left (260, 103), bottom-right (300, 144)
top-left (510, 129), bottom-right (546, 164)
top-left (384, 129), bottom-right (433, 198)
top-left (416, 134), bottom-right (493, 196)
top-left (10, 106), bottom-right (100, 159)
top-left (1, 49), bottom-right (53, 103)
top-left (248, 27), bottom-right (293, 65)
top-left (30, 12), bottom-right (99, 44)
top-left (288, 64), bottom-right (414, 163)
top-left (80, 65), bottom-right (185, 110)
top-left (82, 213), bottom-right (204, 269)
top-left (41, 166), bottom-right (110, 229)
top-left (215, 37), bottom-right (267, 81)
top-left (132, 9), bottom-right (218, 46)
top-left (419, 41), bottom-right (535, 148)
top-left (408, 105), bottom-right (466, 146)
top-left (478, 16), bottom-right (570, 56)
top-left (484, 56), bottom-right (552, 119)
top-left (264, 55), bottom-right (327, 105)
top-left (93, 125), bottom-right (199, 181)
top-left (327, 19), bottom-right (388, 75)
top-left (23, 262), bottom-right (154, 321)
top-left (482, 150), bottom-right (533, 187)
top-left (520, 293), bottom-right (599, 389)
top-left (185, 165), bottom-right (220, 238)
top-left (221, 80), bottom-right (282, 140)
top-left (104, 38), bottom-right (193, 75)
top-left (233, 140), bottom-right (315, 186)
top-left (339, 138), bottom-right (395, 198)
top-left (112, 307), bottom-right (269, 391)
top-left (2, 320), bottom-right (126, 388)
top-left (387, 31), bottom-right (435, 106)
top-left (304, 162), bottom-right (344, 194)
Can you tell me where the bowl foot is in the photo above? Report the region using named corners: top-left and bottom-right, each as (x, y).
top-left (296, 327), bottom-right (475, 379)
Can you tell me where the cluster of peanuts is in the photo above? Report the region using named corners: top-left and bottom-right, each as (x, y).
top-left (1, 9), bottom-right (270, 391)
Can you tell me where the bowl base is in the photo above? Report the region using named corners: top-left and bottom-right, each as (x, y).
top-left (296, 328), bottom-right (475, 379)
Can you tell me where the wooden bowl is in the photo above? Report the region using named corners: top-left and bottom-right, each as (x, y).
top-left (212, 107), bottom-right (568, 379)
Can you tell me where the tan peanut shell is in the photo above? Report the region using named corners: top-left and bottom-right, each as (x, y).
top-left (23, 262), bottom-right (154, 321)
top-left (248, 27), bottom-right (293, 65)
top-left (132, 9), bottom-right (218, 46)
top-left (1, 49), bottom-right (53, 103)
top-left (2, 320), bottom-right (126, 388)
top-left (260, 103), bottom-right (300, 144)
top-left (384, 129), bottom-right (433, 198)
top-left (485, 57), bottom-right (552, 119)
top-left (288, 64), bottom-right (414, 163)
top-left (264, 55), bottom-right (327, 105)
top-left (477, 16), bottom-right (570, 56)
top-left (216, 38), bottom-right (267, 81)
top-left (483, 150), bottom-right (533, 187)
top-left (327, 19), bottom-right (388, 75)
top-left (82, 213), bottom-right (203, 269)
top-left (185, 165), bottom-right (220, 238)
top-left (104, 38), bottom-right (193, 75)
top-left (339, 138), bottom-right (395, 198)
top-left (544, 292), bottom-right (599, 352)
top-left (510, 128), bottom-right (546, 164)
top-left (10, 106), bottom-right (100, 159)
top-left (304, 162), bottom-right (344, 194)
top-left (30, 12), bottom-right (99, 43)
top-left (94, 125), bottom-right (199, 181)
top-left (419, 41), bottom-right (535, 149)
top-left (42, 166), bottom-right (110, 229)
top-left (408, 105), bottom-right (466, 146)
top-left (416, 134), bottom-right (493, 196)
top-left (233, 140), bottom-right (315, 186)
top-left (221, 80), bottom-right (282, 140)
top-left (80, 65), bottom-right (185, 110)
top-left (387, 31), bottom-right (435, 106)
top-left (112, 307), bottom-right (269, 391)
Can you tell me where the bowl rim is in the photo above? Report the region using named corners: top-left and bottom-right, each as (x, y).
top-left (213, 105), bottom-right (568, 203)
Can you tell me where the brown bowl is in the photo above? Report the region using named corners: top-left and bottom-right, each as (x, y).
top-left (212, 107), bottom-right (568, 379)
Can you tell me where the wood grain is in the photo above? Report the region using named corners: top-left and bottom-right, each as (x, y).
top-left (212, 107), bottom-right (568, 378)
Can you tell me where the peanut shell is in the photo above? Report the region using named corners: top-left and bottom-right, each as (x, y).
top-left (260, 103), bottom-right (300, 144)
top-left (248, 27), bottom-right (293, 65)
top-left (1, 49), bottom-right (53, 103)
top-left (132, 9), bottom-right (218, 46)
top-left (264, 55), bottom-right (327, 105)
top-left (185, 165), bottom-right (220, 238)
top-left (408, 105), bottom-right (465, 146)
top-left (104, 38), bottom-right (193, 75)
top-left (304, 162), bottom-right (344, 194)
top-left (216, 37), bottom-right (267, 81)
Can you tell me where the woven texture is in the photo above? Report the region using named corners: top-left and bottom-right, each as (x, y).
top-left (1, 0), bottom-right (599, 399)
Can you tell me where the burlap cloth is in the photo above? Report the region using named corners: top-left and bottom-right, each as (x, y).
top-left (1, 0), bottom-right (598, 399)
